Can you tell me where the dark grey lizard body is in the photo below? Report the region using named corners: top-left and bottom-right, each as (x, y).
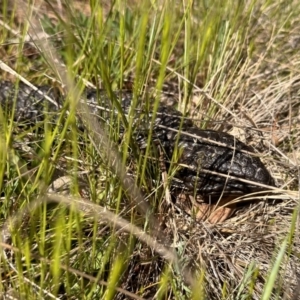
top-left (0, 81), bottom-right (275, 198)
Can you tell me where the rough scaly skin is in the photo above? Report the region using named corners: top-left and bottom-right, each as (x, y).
top-left (0, 81), bottom-right (275, 198)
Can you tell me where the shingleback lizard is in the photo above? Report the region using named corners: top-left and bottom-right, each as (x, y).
top-left (0, 81), bottom-right (275, 204)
